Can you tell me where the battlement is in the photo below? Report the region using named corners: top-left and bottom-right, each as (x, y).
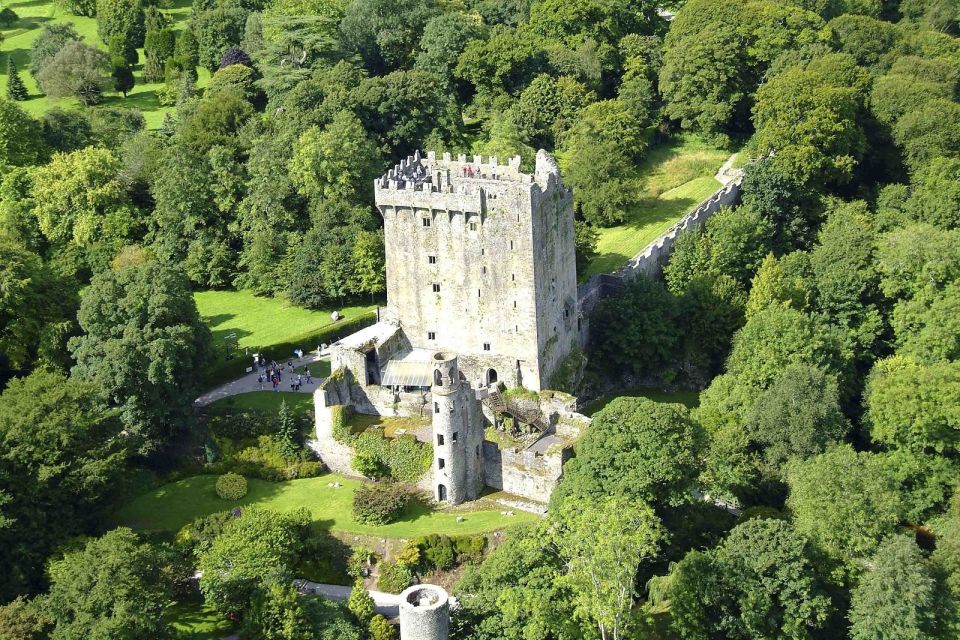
top-left (374, 149), bottom-right (566, 200)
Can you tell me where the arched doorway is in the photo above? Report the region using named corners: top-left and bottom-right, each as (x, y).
top-left (486, 368), bottom-right (498, 386)
top-left (437, 484), bottom-right (447, 502)
top-left (433, 369), bottom-right (443, 386)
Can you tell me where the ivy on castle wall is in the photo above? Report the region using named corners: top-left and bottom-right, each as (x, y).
top-left (332, 417), bottom-right (431, 483)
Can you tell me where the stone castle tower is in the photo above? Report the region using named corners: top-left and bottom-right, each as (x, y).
top-left (429, 352), bottom-right (484, 504)
top-left (374, 149), bottom-right (578, 391)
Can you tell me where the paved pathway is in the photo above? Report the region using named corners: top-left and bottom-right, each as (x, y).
top-left (714, 153), bottom-right (744, 186)
top-left (194, 352), bottom-right (329, 407)
top-left (295, 580), bottom-right (403, 618)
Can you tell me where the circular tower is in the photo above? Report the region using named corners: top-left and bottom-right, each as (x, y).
top-left (399, 584), bottom-right (450, 640)
top-left (431, 352), bottom-right (469, 504)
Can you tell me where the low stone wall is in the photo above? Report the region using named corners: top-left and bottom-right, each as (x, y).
top-left (576, 180), bottom-right (742, 323)
top-left (482, 441), bottom-right (569, 504)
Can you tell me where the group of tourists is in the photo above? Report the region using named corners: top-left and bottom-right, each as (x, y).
top-left (253, 354), bottom-right (314, 392)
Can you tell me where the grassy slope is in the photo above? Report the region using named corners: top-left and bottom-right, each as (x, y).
top-left (582, 388), bottom-right (701, 417)
top-left (583, 136), bottom-right (731, 277)
top-left (165, 600), bottom-right (235, 640)
top-left (115, 473), bottom-right (536, 537)
top-left (195, 290), bottom-right (377, 387)
top-left (0, 0), bottom-right (209, 129)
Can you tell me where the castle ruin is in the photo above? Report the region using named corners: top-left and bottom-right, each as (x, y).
top-left (312, 150), bottom-right (589, 507)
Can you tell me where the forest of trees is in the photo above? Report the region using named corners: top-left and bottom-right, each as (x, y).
top-left (2, 0), bottom-right (960, 637)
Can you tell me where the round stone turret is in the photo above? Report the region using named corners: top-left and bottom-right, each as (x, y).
top-left (431, 352), bottom-right (460, 396)
top-left (399, 584), bottom-right (449, 640)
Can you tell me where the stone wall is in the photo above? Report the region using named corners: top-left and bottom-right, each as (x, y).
top-left (576, 179), bottom-right (742, 328)
top-left (482, 441), bottom-right (570, 504)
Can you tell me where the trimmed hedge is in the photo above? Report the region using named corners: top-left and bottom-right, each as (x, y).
top-left (352, 482), bottom-right (412, 525)
top-left (215, 473), bottom-right (247, 500)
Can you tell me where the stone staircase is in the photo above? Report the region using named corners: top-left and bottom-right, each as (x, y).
top-left (482, 388), bottom-right (549, 434)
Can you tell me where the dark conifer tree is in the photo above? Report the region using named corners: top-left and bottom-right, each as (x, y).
top-left (6, 57), bottom-right (28, 101)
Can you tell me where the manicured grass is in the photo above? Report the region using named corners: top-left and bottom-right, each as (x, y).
top-left (195, 290), bottom-right (378, 387)
top-left (583, 136), bottom-right (731, 278)
top-left (165, 599), bottom-right (235, 640)
top-left (208, 391), bottom-right (314, 414)
top-left (115, 473), bottom-right (536, 537)
top-left (582, 389), bottom-right (701, 416)
top-left (0, 0), bottom-right (208, 129)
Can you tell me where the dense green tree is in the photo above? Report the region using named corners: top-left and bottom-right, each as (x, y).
top-left (659, 0), bottom-right (750, 140)
top-left (676, 274), bottom-right (746, 379)
top-left (28, 23), bottom-right (81, 78)
top-left (43, 528), bottom-right (169, 639)
top-left (588, 276), bottom-right (680, 377)
top-left (0, 370), bottom-right (127, 599)
top-left (726, 306), bottom-right (849, 392)
top-left (550, 496), bottom-right (665, 640)
top-left (0, 6), bottom-right (18, 26)
top-left (6, 58), bottom-right (27, 101)
top-left (0, 99), bottom-right (44, 168)
top-left (866, 356), bottom-right (960, 454)
top-left (752, 54), bottom-right (868, 186)
top-left (786, 445), bottom-right (903, 563)
top-left (39, 107), bottom-right (93, 153)
top-left (289, 111), bottom-right (384, 205)
top-left (455, 25), bottom-right (547, 98)
top-left (739, 157), bottom-right (822, 252)
top-left (108, 33), bottom-right (139, 67)
top-left (111, 58), bottom-right (135, 96)
top-left (514, 74), bottom-right (595, 148)
top-left (31, 146), bottom-right (137, 253)
top-left (893, 281), bottom-right (960, 363)
top-left (905, 157), bottom-right (960, 229)
top-left (894, 100), bottom-right (960, 173)
top-left (454, 522), bottom-right (580, 640)
top-left (347, 579), bottom-right (375, 626)
top-left (0, 241), bottom-right (77, 369)
top-left (0, 596), bottom-right (50, 640)
top-left (745, 254), bottom-right (811, 319)
top-left (144, 27), bottom-right (176, 82)
top-left (69, 261), bottom-right (213, 453)
top-left (552, 396), bottom-right (704, 508)
top-left (191, 4), bottom-right (249, 71)
top-left (747, 364), bottom-right (849, 468)
top-left (932, 494), bottom-right (960, 611)
top-left (339, 0), bottom-right (438, 72)
top-left (665, 518), bottom-right (832, 640)
top-left (37, 41), bottom-right (111, 105)
top-left (415, 12), bottom-right (482, 90)
top-left (824, 14), bottom-right (897, 68)
top-left (559, 135), bottom-right (637, 227)
top-left (352, 229), bottom-right (385, 297)
top-left (876, 224), bottom-right (960, 301)
top-left (849, 535), bottom-right (947, 640)
top-left (198, 508), bottom-right (306, 614)
top-left (869, 71), bottom-right (953, 128)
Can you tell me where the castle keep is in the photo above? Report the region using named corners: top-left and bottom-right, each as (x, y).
top-left (376, 150), bottom-right (579, 390)
top-left (312, 150), bottom-right (589, 507)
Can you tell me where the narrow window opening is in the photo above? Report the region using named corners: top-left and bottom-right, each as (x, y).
top-left (509, 240), bottom-right (513, 250)
top-left (470, 222), bottom-right (477, 231)
top-left (483, 343), bottom-right (491, 352)
top-left (438, 458), bottom-right (445, 469)
top-left (434, 402), bottom-right (440, 414)
top-left (427, 332), bottom-right (436, 340)
top-left (432, 283), bottom-right (440, 293)
top-left (437, 434), bottom-right (444, 445)
top-left (428, 255), bottom-right (436, 264)
top-left (422, 217), bottom-right (431, 227)
top-left (452, 432), bottom-right (458, 443)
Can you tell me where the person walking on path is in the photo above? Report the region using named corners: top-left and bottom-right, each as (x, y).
top-left (257, 374), bottom-right (264, 391)
top-left (305, 369), bottom-right (313, 384)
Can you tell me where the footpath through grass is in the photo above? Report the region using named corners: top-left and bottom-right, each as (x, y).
top-left (584, 136), bottom-right (730, 278)
top-left (115, 473), bottom-right (535, 537)
top-left (0, 0), bottom-right (208, 129)
top-left (195, 290), bottom-right (378, 388)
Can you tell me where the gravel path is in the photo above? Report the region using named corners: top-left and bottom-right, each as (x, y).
top-left (294, 580), bottom-right (403, 618)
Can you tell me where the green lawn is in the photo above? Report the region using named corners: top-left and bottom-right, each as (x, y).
top-left (195, 290), bottom-right (377, 387)
top-left (582, 389), bottom-right (701, 416)
top-left (347, 412), bottom-right (432, 437)
top-left (115, 473), bottom-right (535, 537)
top-left (165, 600), bottom-right (235, 640)
top-left (208, 391), bottom-right (315, 414)
top-left (584, 136), bottom-right (732, 277)
top-left (0, 0), bottom-right (208, 129)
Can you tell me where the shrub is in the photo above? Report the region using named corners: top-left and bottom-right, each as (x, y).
top-left (452, 535), bottom-right (487, 563)
top-left (347, 546), bottom-right (378, 578)
top-left (285, 461), bottom-right (325, 479)
top-left (353, 449), bottom-right (389, 479)
top-left (387, 435), bottom-right (432, 483)
top-left (215, 473), bottom-right (247, 500)
top-left (348, 578), bottom-right (375, 625)
top-left (369, 614), bottom-right (397, 640)
top-left (417, 534), bottom-right (456, 570)
top-left (394, 542), bottom-right (421, 568)
top-left (352, 482), bottom-right (412, 525)
top-left (377, 561), bottom-right (413, 593)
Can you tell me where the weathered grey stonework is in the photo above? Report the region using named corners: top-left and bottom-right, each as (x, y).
top-left (399, 584), bottom-right (449, 640)
top-left (375, 150), bottom-right (578, 391)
